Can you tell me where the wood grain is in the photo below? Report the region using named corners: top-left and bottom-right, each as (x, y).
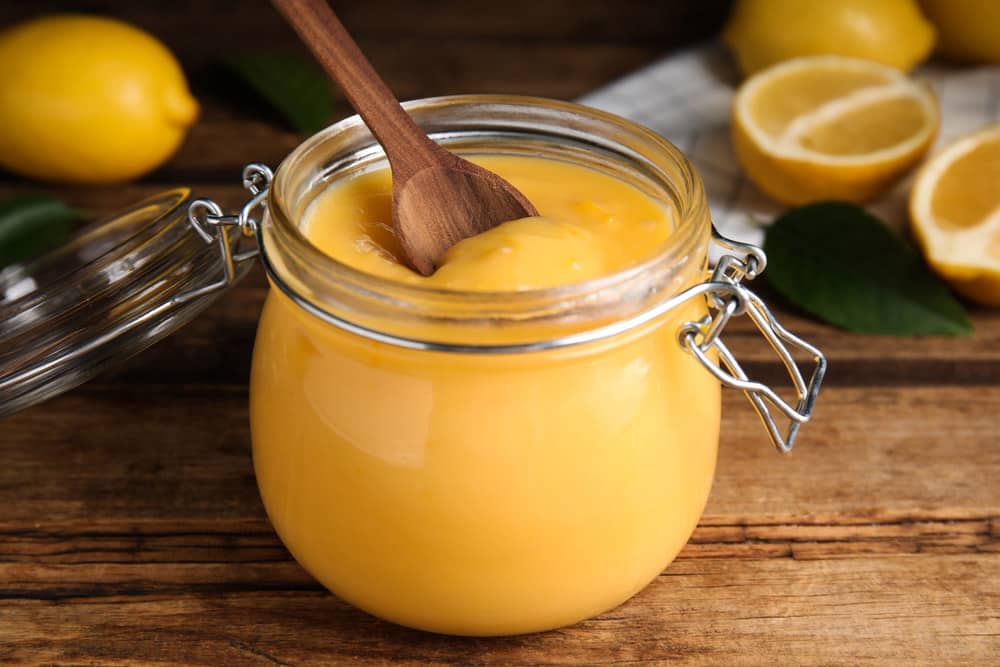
top-left (1, 516), bottom-right (996, 570)
top-left (1, 556), bottom-right (997, 665)
top-left (0, 1), bottom-right (733, 53)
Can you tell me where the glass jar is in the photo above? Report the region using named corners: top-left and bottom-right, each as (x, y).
top-left (0, 95), bottom-right (824, 637)
top-left (239, 96), bottom-right (824, 636)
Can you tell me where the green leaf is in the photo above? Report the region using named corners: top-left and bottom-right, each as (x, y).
top-left (762, 202), bottom-right (973, 336)
top-left (221, 50), bottom-right (334, 135)
top-left (0, 195), bottom-right (81, 268)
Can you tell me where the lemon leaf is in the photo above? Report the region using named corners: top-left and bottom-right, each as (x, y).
top-left (763, 202), bottom-right (973, 336)
top-left (222, 51), bottom-right (334, 135)
top-left (0, 195), bottom-right (81, 268)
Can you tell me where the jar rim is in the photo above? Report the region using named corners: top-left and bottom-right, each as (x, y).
top-left (265, 95), bottom-right (710, 312)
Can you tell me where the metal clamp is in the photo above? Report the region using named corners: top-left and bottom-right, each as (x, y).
top-left (176, 163), bottom-right (272, 304)
top-left (679, 228), bottom-right (827, 453)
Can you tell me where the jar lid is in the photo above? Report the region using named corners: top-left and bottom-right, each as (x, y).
top-left (0, 188), bottom-right (253, 418)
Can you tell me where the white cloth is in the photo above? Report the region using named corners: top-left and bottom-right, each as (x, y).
top-left (578, 44), bottom-right (1000, 247)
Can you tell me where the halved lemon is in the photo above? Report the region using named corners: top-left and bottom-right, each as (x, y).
top-left (909, 124), bottom-right (1000, 306)
top-left (732, 56), bottom-right (939, 205)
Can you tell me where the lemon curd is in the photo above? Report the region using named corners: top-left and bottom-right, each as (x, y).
top-left (303, 156), bottom-right (675, 291)
top-left (250, 152), bottom-right (720, 635)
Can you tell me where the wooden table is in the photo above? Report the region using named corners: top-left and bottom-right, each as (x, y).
top-left (2, 1), bottom-right (998, 664)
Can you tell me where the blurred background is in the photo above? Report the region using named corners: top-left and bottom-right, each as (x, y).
top-left (0, 0), bottom-right (734, 191)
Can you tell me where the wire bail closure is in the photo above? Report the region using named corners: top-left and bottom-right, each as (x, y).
top-left (179, 163), bottom-right (273, 303)
top-left (183, 164), bottom-right (825, 454)
top-left (679, 229), bottom-right (826, 453)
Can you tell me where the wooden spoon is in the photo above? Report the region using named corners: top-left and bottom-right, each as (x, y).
top-left (271, 0), bottom-right (538, 275)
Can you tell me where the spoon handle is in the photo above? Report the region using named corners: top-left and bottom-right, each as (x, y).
top-left (271, 0), bottom-right (445, 178)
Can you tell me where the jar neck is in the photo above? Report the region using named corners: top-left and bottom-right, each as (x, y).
top-left (261, 96), bottom-right (711, 346)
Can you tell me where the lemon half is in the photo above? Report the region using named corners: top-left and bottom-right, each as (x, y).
top-left (732, 56), bottom-right (939, 205)
top-left (910, 124), bottom-right (1000, 306)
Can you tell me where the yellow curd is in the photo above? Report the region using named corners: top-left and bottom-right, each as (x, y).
top-left (250, 150), bottom-right (719, 635)
top-left (303, 156), bottom-right (675, 291)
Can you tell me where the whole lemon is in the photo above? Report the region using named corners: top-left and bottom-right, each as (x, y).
top-left (919, 0), bottom-right (1000, 63)
top-left (722, 0), bottom-right (936, 76)
top-left (0, 15), bottom-right (198, 184)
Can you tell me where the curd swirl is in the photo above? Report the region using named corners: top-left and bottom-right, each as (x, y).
top-left (250, 153), bottom-right (719, 635)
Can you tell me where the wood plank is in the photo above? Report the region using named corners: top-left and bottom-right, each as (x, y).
top-left (0, 0), bottom-right (732, 46)
top-left (2, 386), bottom-right (997, 524)
top-left (332, 0), bottom-right (733, 42)
top-left (707, 385), bottom-right (1000, 524)
top-left (1, 516), bottom-right (994, 568)
top-left (0, 555), bottom-right (996, 665)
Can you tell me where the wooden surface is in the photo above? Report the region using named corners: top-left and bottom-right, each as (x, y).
top-left (2, 1), bottom-right (999, 664)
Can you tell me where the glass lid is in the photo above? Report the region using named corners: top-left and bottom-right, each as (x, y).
top-left (0, 188), bottom-right (253, 418)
